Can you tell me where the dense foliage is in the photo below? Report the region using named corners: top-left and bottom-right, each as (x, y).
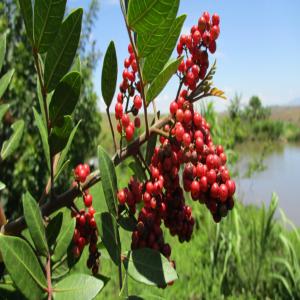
top-left (0, 0), bottom-right (101, 219)
top-left (0, 0), bottom-right (299, 299)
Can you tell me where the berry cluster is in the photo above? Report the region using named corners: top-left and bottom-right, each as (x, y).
top-left (169, 88), bottom-right (235, 222)
top-left (72, 164), bottom-right (100, 275)
top-left (116, 13), bottom-right (235, 264)
top-left (115, 43), bottom-right (142, 141)
top-left (177, 12), bottom-right (220, 90)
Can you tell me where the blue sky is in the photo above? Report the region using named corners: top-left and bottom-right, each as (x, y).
top-left (70, 0), bottom-right (300, 112)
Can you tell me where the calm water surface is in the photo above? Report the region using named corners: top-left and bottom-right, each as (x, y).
top-left (235, 143), bottom-right (300, 225)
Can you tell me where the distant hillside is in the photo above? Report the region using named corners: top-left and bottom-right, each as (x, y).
top-left (289, 98), bottom-right (300, 106)
top-left (270, 106), bottom-right (300, 126)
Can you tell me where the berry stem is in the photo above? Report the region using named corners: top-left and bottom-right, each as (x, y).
top-left (46, 254), bottom-right (52, 300)
top-left (106, 107), bottom-right (117, 152)
top-left (123, 16), bottom-right (149, 137)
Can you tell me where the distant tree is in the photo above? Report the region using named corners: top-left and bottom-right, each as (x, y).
top-left (245, 95), bottom-right (270, 121)
top-left (0, 0), bottom-right (101, 218)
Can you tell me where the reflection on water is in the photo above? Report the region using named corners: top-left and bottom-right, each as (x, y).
top-left (235, 143), bottom-right (300, 225)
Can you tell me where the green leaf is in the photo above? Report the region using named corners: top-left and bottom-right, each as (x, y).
top-left (0, 181), bottom-right (5, 191)
top-left (118, 211), bottom-right (137, 232)
top-left (44, 8), bottom-right (83, 92)
top-left (22, 192), bottom-right (49, 256)
top-left (146, 57), bottom-right (182, 105)
top-left (0, 234), bottom-right (47, 300)
top-left (0, 69), bottom-right (15, 99)
top-left (49, 115), bottom-right (73, 155)
top-left (53, 274), bottom-right (104, 300)
top-left (101, 41), bottom-right (118, 107)
top-left (124, 248), bottom-right (178, 286)
top-left (52, 216), bottom-right (76, 262)
top-left (136, 0), bottom-right (179, 58)
top-left (0, 33), bottom-right (6, 71)
top-left (56, 120), bottom-right (81, 174)
top-left (33, 107), bottom-right (50, 171)
top-left (34, 0), bottom-right (67, 53)
top-left (46, 212), bottom-right (63, 249)
top-left (71, 56), bottom-right (81, 73)
top-left (37, 78), bottom-right (48, 128)
top-left (49, 72), bottom-right (81, 125)
top-left (145, 133), bottom-right (157, 165)
top-left (98, 146), bottom-right (118, 216)
top-left (142, 15), bottom-right (186, 83)
top-left (128, 0), bottom-right (175, 34)
top-left (95, 212), bottom-right (120, 266)
top-left (54, 159), bottom-right (70, 182)
top-left (0, 103), bottom-right (9, 122)
top-left (1, 119), bottom-right (24, 161)
top-left (128, 159), bottom-right (146, 181)
top-left (18, 0), bottom-right (34, 44)
top-left (127, 296), bottom-right (144, 300)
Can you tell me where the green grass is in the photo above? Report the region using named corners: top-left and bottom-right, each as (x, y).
top-left (88, 165), bottom-right (300, 299)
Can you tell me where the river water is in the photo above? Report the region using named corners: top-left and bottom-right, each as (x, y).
top-left (234, 143), bottom-right (300, 225)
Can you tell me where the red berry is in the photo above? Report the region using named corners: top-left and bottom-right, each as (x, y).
top-left (226, 180), bottom-right (236, 197)
top-left (209, 40), bottom-right (216, 54)
top-left (78, 214), bottom-right (86, 226)
top-left (183, 133), bottom-right (191, 147)
top-left (125, 125), bottom-right (134, 141)
top-left (146, 182), bottom-right (154, 194)
top-left (207, 169), bottom-right (217, 185)
top-left (84, 194), bottom-right (93, 207)
top-left (192, 30), bottom-right (201, 44)
top-left (170, 101), bottom-right (178, 115)
top-left (89, 206), bottom-right (96, 216)
top-left (134, 117), bottom-right (141, 128)
top-left (115, 103), bottom-right (123, 119)
top-left (219, 184), bottom-right (228, 202)
top-left (117, 123), bottom-right (122, 133)
top-left (133, 95), bottom-right (142, 110)
top-left (117, 190), bottom-right (127, 205)
top-left (220, 153), bottom-right (227, 165)
top-left (184, 109), bottom-right (192, 124)
top-left (128, 43), bottom-right (133, 54)
top-left (176, 109), bottom-right (184, 122)
top-left (202, 31), bottom-right (211, 46)
top-left (124, 58), bottom-right (131, 68)
top-left (198, 16), bottom-right (206, 32)
top-left (178, 60), bottom-right (185, 73)
top-left (73, 246), bottom-right (81, 258)
top-left (90, 218), bottom-right (97, 228)
top-left (150, 198), bottom-right (157, 209)
top-left (210, 25), bottom-right (220, 40)
top-left (203, 11), bottom-right (210, 23)
top-left (191, 180), bottom-right (200, 197)
top-left (193, 113), bottom-right (202, 127)
top-left (191, 65), bottom-right (200, 77)
top-left (73, 229), bottom-right (80, 242)
top-left (175, 126), bottom-right (184, 141)
top-left (186, 57), bottom-right (193, 69)
top-left (212, 13), bottom-right (220, 26)
top-left (210, 182), bottom-right (219, 198)
top-left (121, 114), bottom-right (130, 127)
top-left (83, 164), bottom-right (90, 175)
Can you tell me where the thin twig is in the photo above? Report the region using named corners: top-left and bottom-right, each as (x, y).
top-left (137, 150), bottom-right (151, 175)
top-left (46, 254), bottom-right (52, 300)
top-left (3, 116), bottom-right (172, 236)
top-left (106, 107), bottom-right (117, 153)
